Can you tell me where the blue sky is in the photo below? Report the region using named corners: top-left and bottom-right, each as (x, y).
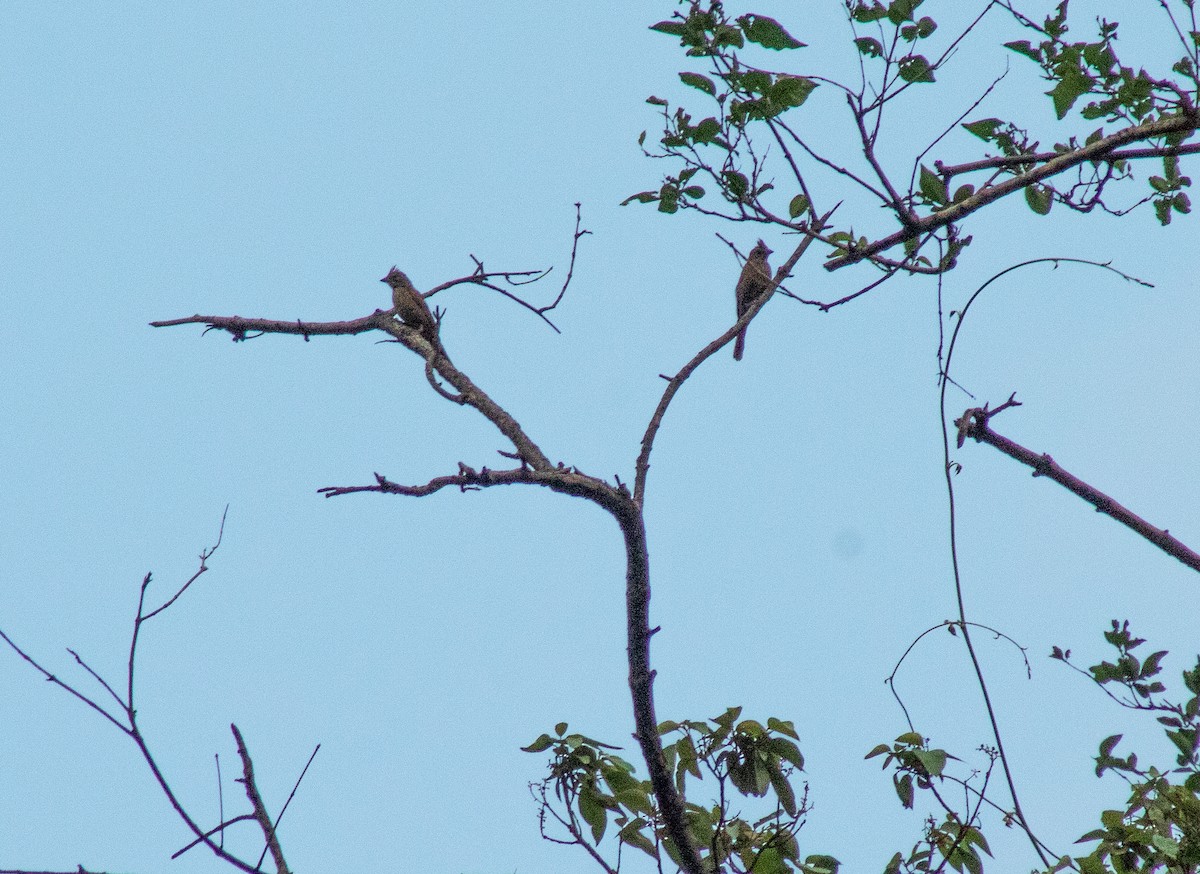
top-left (2, 3), bottom-right (1197, 873)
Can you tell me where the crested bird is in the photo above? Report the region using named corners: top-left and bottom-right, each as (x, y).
top-left (733, 240), bottom-right (774, 361)
top-left (382, 267), bottom-right (439, 347)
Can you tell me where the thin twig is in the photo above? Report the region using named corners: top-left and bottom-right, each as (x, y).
top-left (255, 744), bottom-right (321, 870)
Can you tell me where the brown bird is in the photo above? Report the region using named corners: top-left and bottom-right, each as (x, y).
top-left (733, 240), bottom-right (773, 361)
top-left (381, 267), bottom-right (439, 347)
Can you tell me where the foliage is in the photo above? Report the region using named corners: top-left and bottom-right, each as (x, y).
top-left (543, 1), bottom-right (1199, 872)
top-left (525, 709), bottom-right (833, 874)
top-left (626, 0), bottom-right (1198, 288)
top-left (2, 3), bottom-right (1197, 873)
top-left (1046, 623), bottom-right (1200, 874)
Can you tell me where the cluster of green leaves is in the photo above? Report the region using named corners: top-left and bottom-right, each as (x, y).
top-left (522, 724), bottom-right (654, 857)
top-left (866, 733), bottom-right (994, 874)
top-left (1149, 155), bottom-right (1193, 226)
top-left (957, 116), bottom-right (1063, 215)
top-left (525, 709), bottom-right (837, 874)
top-left (987, 1), bottom-right (1196, 223)
top-left (1046, 621), bottom-right (1200, 874)
top-left (1006, 3), bottom-right (1181, 123)
top-left (867, 731), bottom-right (955, 810)
top-left (648, 2), bottom-right (804, 57)
top-left (849, 0), bottom-right (939, 84)
top-left (622, 2), bottom-right (811, 214)
top-left (625, 0), bottom-right (946, 217)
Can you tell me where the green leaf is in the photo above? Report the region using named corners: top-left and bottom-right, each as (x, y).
top-left (914, 748), bottom-right (948, 777)
top-left (1048, 65), bottom-right (1097, 119)
top-left (522, 733), bottom-right (554, 753)
top-left (621, 190), bottom-right (658, 206)
top-left (658, 184), bottom-right (679, 214)
top-left (578, 786), bottom-right (608, 843)
top-left (767, 717), bottom-right (800, 739)
top-left (738, 14), bottom-right (805, 50)
top-left (1166, 728), bottom-right (1198, 760)
top-left (682, 185), bottom-right (705, 199)
top-left (919, 165), bottom-right (947, 205)
top-left (649, 21), bottom-right (687, 37)
top-left (1042, 2), bottom-right (1067, 39)
top-left (753, 846), bottom-right (790, 874)
top-left (1099, 734), bottom-right (1123, 757)
top-left (855, 37), bottom-right (884, 58)
top-left (602, 763), bottom-right (639, 794)
top-left (766, 736), bottom-right (805, 769)
top-left (722, 170), bottom-right (749, 199)
top-left (1150, 834), bottom-right (1180, 857)
top-left (895, 772), bottom-right (914, 808)
top-left (712, 23), bottom-right (745, 50)
top-left (963, 826), bottom-right (992, 856)
top-left (692, 117), bottom-right (721, 143)
top-left (887, 0), bottom-right (919, 25)
top-left (768, 761), bottom-right (798, 815)
top-left (852, 2), bottom-right (889, 24)
top-left (804, 854), bottom-right (841, 874)
top-left (618, 818), bottom-right (658, 857)
top-left (1025, 183), bottom-right (1053, 215)
top-left (962, 118), bottom-right (1002, 140)
top-left (952, 184), bottom-right (975, 203)
top-left (616, 787), bottom-right (655, 817)
top-left (739, 70), bottom-right (772, 95)
top-left (678, 733), bottom-right (701, 779)
top-left (770, 75), bottom-right (817, 109)
top-left (679, 72), bottom-right (716, 96)
top-left (737, 718), bottom-right (766, 737)
top-left (895, 731), bottom-right (924, 746)
top-left (900, 17), bottom-right (936, 42)
top-left (1004, 40), bottom-right (1041, 62)
top-left (898, 54), bottom-right (935, 83)
top-left (1142, 650), bottom-right (1169, 676)
top-left (956, 846), bottom-right (984, 874)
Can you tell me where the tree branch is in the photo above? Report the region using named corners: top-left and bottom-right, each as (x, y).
top-left (958, 405), bottom-right (1200, 574)
top-left (825, 111), bottom-right (1199, 270)
top-left (231, 723), bottom-right (289, 874)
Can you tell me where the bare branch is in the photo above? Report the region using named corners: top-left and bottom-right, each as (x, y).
top-left (231, 723), bottom-right (290, 874)
top-left (936, 141), bottom-right (1200, 181)
top-left (142, 505), bottom-right (228, 622)
top-left (0, 628), bottom-right (127, 734)
top-left (429, 205), bottom-right (591, 334)
top-left (634, 208), bottom-right (836, 508)
top-left (958, 404), bottom-right (1200, 575)
top-left (172, 814), bottom-right (259, 859)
